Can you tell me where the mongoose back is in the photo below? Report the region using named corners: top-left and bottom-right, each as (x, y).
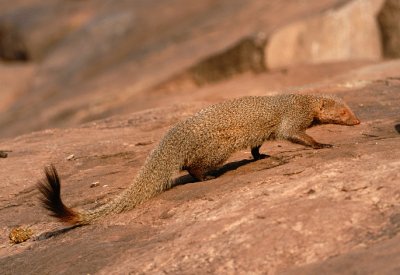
top-left (38, 94), bottom-right (360, 225)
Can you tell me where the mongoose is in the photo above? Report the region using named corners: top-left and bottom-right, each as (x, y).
top-left (38, 94), bottom-right (360, 225)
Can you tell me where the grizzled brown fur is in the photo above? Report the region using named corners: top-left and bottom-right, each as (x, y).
top-left (38, 94), bottom-right (360, 225)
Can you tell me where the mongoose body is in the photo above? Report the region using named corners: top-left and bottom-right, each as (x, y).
top-left (38, 94), bottom-right (360, 224)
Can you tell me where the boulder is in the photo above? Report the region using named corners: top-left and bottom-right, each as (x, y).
top-left (378, 0), bottom-right (400, 58)
top-left (0, 0), bottom-right (94, 61)
top-left (265, 0), bottom-right (384, 69)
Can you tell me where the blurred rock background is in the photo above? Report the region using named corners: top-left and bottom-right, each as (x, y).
top-left (0, 0), bottom-right (398, 138)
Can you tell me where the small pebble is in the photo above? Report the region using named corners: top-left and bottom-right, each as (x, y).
top-left (90, 182), bottom-right (99, 188)
top-left (306, 189), bottom-right (316, 195)
top-left (135, 141), bottom-right (153, 146)
top-left (371, 196), bottom-right (380, 204)
top-left (66, 154), bottom-right (75, 160)
top-left (9, 227), bottom-right (33, 244)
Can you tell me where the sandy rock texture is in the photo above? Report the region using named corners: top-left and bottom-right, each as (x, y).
top-left (0, 60), bottom-right (399, 274)
top-left (1, 1), bottom-right (400, 274)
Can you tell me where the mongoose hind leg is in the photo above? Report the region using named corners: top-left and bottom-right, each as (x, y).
top-left (187, 166), bottom-right (215, 181)
top-left (287, 132), bottom-right (332, 149)
top-left (251, 145), bottom-right (270, 160)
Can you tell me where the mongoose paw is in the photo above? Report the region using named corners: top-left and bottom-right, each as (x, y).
top-left (312, 143), bottom-right (333, 149)
top-left (188, 168), bottom-right (216, 182)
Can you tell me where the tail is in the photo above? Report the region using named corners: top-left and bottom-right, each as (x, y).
top-left (37, 140), bottom-right (183, 224)
top-left (37, 165), bottom-right (82, 224)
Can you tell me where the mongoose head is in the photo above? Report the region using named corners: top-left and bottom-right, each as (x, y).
top-left (315, 96), bottom-right (360, 126)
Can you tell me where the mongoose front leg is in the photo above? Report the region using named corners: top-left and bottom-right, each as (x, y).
top-left (287, 132), bottom-right (332, 149)
top-left (251, 146), bottom-right (269, 160)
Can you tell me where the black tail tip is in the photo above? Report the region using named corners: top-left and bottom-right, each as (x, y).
top-left (37, 164), bottom-right (79, 224)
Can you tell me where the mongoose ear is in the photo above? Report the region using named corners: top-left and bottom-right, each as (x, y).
top-left (320, 98), bottom-right (329, 110)
top-left (340, 108), bottom-right (348, 116)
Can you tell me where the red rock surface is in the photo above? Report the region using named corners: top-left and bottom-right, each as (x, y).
top-left (1, 1), bottom-right (400, 274)
top-left (0, 61), bottom-right (399, 274)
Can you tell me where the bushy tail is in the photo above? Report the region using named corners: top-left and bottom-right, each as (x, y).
top-left (37, 142), bottom-right (183, 225)
top-left (37, 165), bottom-right (82, 224)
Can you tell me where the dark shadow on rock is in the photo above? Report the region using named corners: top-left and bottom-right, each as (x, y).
top-left (172, 158), bottom-right (257, 187)
top-left (211, 158), bottom-right (258, 178)
top-left (171, 156), bottom-right (286, 188)
top-left (187, 34), bottom-right (267, 86)
top-left (395, 124), bottom-right (400, 134)
top-left (34, 224), bottom-right (82, 241)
